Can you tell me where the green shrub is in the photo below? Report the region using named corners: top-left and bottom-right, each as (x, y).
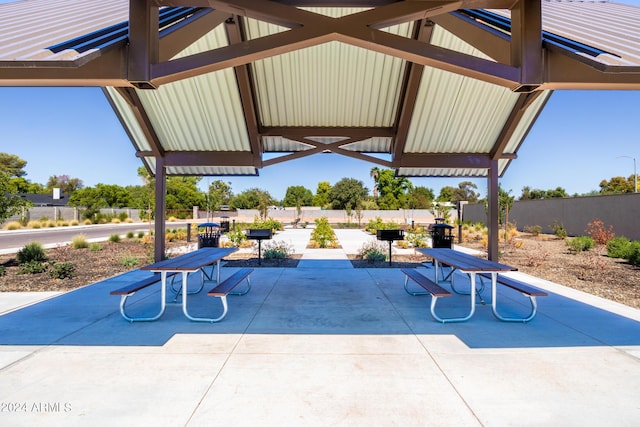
top-left (364, 217), bottom-right (399, 233)
top-left (358, 241), bottom-right (388, 262)
top-left (523, 225), bottom-right (542, 236)
top-left (126, 231), bottom-right (135, 239)
top-left (567, 236), bottom-right (595, 253)
top-left (89, 243), bottom-right (103, 251)
top-left (18, 261), bottom-right (49, 275)
top-left (71, 234), bottom-right (89, 249)
top-left (137, 231), bottom-right (145, 239)
top-left (17, 242), bottom-right (47, 264)
top-left (108, 234), bottom-right (121, 243)
top-left (626, 241), bottom-right (640, 267)
top-left (0, 266), bottom-right (5, 277)
top-left (552, 221), bottom-right (567, 239)
top-left (227, 225), bottom-right (247, 247)
top-left (311, 217), bottom-right (337, 248)
top-left (50, 262), bottom-right (76, 279)
top-left (120, 255), bottom-right (139, 267)
top-left (607, 236), bottom-right (632, 259)
top-left (251, 217), bottom-right (283, 232)
top-left (262, 240), bottom-right (294, 260)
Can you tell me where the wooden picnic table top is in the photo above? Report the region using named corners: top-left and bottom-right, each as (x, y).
top-left (417, 248), bottom-right (516, 273)
top-left (141, 247), bottom-right (238, 271)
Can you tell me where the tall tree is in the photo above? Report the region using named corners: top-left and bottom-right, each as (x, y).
top-left (407, 186), bottom-right (435, 209)
top-left (313, 181), bottom-right (331, 208)
top-left (207, 180), bottom-right (233, 211)
top-left (0, 152), bottom-right (27, 178)
top-left (328, 178), bottom-right (368, 210)
top-left (438, 181), bottom-right (479, 204)
top-left (373, 169), bottom-right (413, 209)
top-left (283, 185), bottom-right (313, 207)
top-left (230, 188), bottom-right (275, 211)
top-left (0, 171), bottom-right (31, 222)
top-left (46, 174), bottom-right (83, 194)
top-left (599, 176), bottom-right (636, 193)
top-left (369, 167), bottom-right (381, 198)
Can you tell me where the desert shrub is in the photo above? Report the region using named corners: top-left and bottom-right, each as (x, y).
top-left (5, 221), bottom-right (22, 230)
top-left (58, 221), bottom-right (69, 227)
top-left (18, 261), bottom-right (49, 275)
top-left (552, 221), bottom-right (567, 239)
top-left (358, 240), bottom-right (388, 262)
top-left (607, 236), bottom-right (632, 259)
top-left (227, 225), bottom-right (247, 247)
top-left (111, 218), bottom-right (121, 224)
top-left (567, 236), bottom-right (595, 253)
top-left (0, 266), bottom-right (5, 277)
top-left (586, 218), bottom-right (615, 245)
top-left (628, 241), bottom-right (640, 266)
top-left (70, 219), bottom-right (80, 226)
top-left (126, 231), bottom-right (135, 239)
top-left (26, 220), bottom-right (41, 229)
top-left (118, 212), bottom-right (129, 222)
top-left (108, 234), bottom-right (121, 243)
top-left (406, 231), bottom-right (428, 248)
top-left (50, 262), bottom-right (76, 279)
top-left (89, 243), bottom-right (103, 251)
top-left (120, 255), bottom-right (139, 267)
top-left (137, 231), bottom-right (145, 239)
top-left (365, 217), bottom-right (398, 233)
top-left (71, 234), bottom-right (89, 249)
top-left (83, 219), bottom-right (93, 225)
top-left (311, 217), bottom-right (337, 248)
top-left (523, 225), bottom-right (542, 236)
top-left (262, 240), bottom-right (294, 260)
top-left (251, 217), bottom-right (283, 232)
top-left (17, 242), bottom-right (47, 264)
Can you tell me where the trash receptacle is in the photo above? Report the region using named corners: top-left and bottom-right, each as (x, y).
top-left (429, 221), bottom-right (454, 249)
top-left (220, 216), bottom-right (230, 233)
top-left (197, 222), bottom-right (221, 248)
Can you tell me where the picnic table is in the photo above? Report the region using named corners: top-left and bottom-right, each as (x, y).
top-left (112, 247), bottom-right (254, 323)
top-left (412, 248), bottom-right (517, 322)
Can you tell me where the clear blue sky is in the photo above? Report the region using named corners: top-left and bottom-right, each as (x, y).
top-left (1, 1), bottom-right (639, 201)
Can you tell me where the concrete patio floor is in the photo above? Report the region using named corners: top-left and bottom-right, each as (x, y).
top-left (1, 228), bottom-right (639, 426)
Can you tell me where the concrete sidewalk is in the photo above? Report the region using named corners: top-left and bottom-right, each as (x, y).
top-left (0, 229), bottom-right (639, 426)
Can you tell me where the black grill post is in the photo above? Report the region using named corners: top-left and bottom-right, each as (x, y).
top-left (376, 229), bottom-right (405, 265)
top-left (246, 229), bottom-right (273, 265)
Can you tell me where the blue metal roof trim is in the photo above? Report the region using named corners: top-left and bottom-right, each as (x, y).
top-left (46, 7), bottom-right (202, 54)
top-left (457, 9), bottom-right (620, 59)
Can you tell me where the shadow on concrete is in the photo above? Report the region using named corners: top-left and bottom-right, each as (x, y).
top-left (1, 266), bottom-right (639, 349)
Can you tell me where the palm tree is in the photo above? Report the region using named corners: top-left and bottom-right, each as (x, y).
top-left (370, 167), bottom-right (380, 199)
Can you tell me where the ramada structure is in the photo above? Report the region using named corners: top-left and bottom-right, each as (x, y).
top-left (1, 0), bottom-right (639, 261)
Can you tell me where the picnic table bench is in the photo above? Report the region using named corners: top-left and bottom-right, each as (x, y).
top-left (110, 247), bottom-right (243, 323)
top-left (478, 273), bottom-right (548, 323)
top-left (401, 268), bottom-right (453, 324)
top-left (110, 272), bottom-right (179, 322)
top-left (206, 268), bottom-right (253, 322)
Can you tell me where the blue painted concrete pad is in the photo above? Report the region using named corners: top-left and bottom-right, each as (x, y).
top-left (1, 229), bottom-right (639, 425)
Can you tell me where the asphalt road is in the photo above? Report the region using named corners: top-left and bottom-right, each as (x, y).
top-left (0, 221), bottom-right (191, 255)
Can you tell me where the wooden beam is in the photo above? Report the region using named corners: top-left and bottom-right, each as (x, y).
top-left (489, 91), bottom-right (544, 161)
top-left (162, 151), bottom-right (256, 167)
top-left (510, 0), bottom-right (543, 91)
top-left (398, 153), bottom-right (493, 169)
top-left (128, 0), bottom-right (159, 88)
top-left (392, 19), bottom-right (432, 163)
top-left (226, 17), bottom-right (264, 167)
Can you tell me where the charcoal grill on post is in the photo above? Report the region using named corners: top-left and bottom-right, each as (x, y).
top-left (376, 229), bottom-right (405, 265)
top-left (246, 229), bottom-right (273, 265)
